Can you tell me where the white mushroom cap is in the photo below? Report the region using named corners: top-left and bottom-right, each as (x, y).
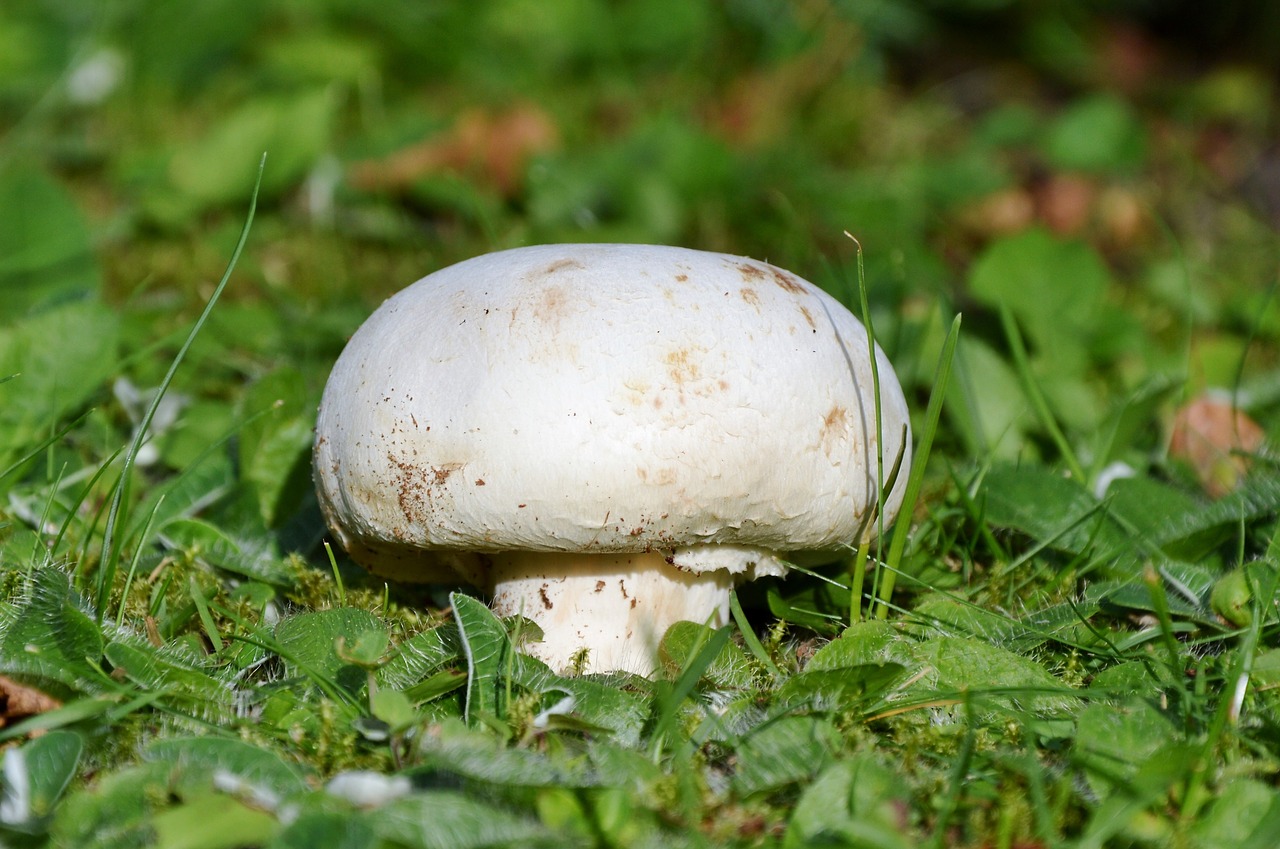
top-left (314, 244), bottom-right (911, 674)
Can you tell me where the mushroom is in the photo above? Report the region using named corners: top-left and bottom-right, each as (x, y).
top-left (314, 244), bottom-right (911, 675)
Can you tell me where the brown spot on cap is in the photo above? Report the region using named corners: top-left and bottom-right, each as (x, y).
top-left (539, 585), bottom-right (553, 610)
top-left (798, 305), bottom-right (817, 331)
top-left (431, 465), bottom-right (460, 485)
top-left (541, 258), bottom-right (585, 276)
top-left (740, 288), bottom-right (760, 306)
top-left (770, 267), bottom-right (807, 294)
top-left (664, 348), bottom-right (701, 386)
top-left (533, 284), bottom-right (570, 325)
top-left (820, 406), bottom-right (849, 456)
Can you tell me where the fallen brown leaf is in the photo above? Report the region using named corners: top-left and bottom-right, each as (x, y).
top-left (955, 187), bottom-right (1036, 239)
top-left (1034, 173), bottom-right (1097, 236)
top-left (1169, 393), bottom-right (1267, 497)
top-left (0, 674), bottom-right (62, 728)
top-left (349, 103), bottom-right (558, 198)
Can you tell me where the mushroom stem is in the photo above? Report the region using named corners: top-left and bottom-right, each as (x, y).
top-left (486, 551), bottom-right (734, 676)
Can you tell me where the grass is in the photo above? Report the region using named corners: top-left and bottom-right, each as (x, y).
top-left (2, 2), bottom-right (1280, 847)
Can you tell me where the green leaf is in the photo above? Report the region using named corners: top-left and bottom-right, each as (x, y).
top-left (1075, 740), bottom-right (1198, 848)
top-left (338, 629), bottom-right (390, 668)
top-left (0, 301), bottom-right (118, 464)
top-left (127, 452), bottom-right (235, 540)
top-left (48, 761), bottom-right (172, 847)
top-left (403, 668), bottom-right (468, 704)
top-left (1073, 697), bottom-right (1176, 801)
top-left (775, 664), bottom-right (907, 713)
top-left (0, 568), bottom-right (104, 694)
top-left (784, 757), bottom-right (914, 849)
top-left (968, 229), bottom-right (1112, 373)
top-left (7, 730), bottom-right (83, 820)
top-left (911, 635), bottom-right (1073, 718)
top-left (1146, 474), bottom-right (1280, 557)
top-left (412, 718), bottom-right (597, 788)
top-left (1042, 94), bottom-right (1147, 174)
top-left (370, 689), bottom-right (418, 731)
top-left (145, 737), bottom-right (310, 800)
top-left (650, 624), bottom-right (734, 747)
top-left (375, 791), bottom-right (549, 849)
top-left (658, 621), bottom-right (756, 689)
top-left (377, 625), bottom-right (462, 691)
top-left (1190, 780), bottom-right (1280, 849)
top-left (237, 367), bottom-right (316, 528)
top-left (765, 585), bottom-right (842, 636)
top-left (451, 593), bottom-right (511, 723)
top-left (0, 164), bottom-right (100, 317)
top-left (103, 637), bottom-right (237, 720)
top-left (270, 804), bottom-right (378, 849)
top-left (512, 655), bottom-right (650, 745)
top-left (273, 607), bottom-right (382, 675)
top-left (159, 517), bottom-right (294, 586)
top-left (807, 620), bottom-right (915, 670)
top-left (151, 792), bottom-right (279, 849)
top-left (731, 715), bottom-right (841, 798)
top-left (979, 464), bottom-right (1130, 562)
top-left (945, 334), bottom-right (1029, 459)
top-left (913, 595), bottom-right (1099, 653)
top-left (166, 89), bottom-right (336, 210)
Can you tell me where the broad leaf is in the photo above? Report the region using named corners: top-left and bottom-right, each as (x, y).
top-left (274, 607), bottom-right (383, 697)
top-left (4, 730), bottom-right (83, 821)
top-left (731, 715), bottom-right (841, 798)
top-left (0, 301), bottom-right (118, 465)
top-left (376, 791), bottom-right (549, 849)
top-left (451, 593), bottom-right (511, 723)
top-left (911, 635), bottom-right (1073, 718)
top-left (104, 637), bottom-right (237, 722)
top-left (237, 367), bottom-right (316, 528)
top-left (969, 229), bottom-right (1111, 373)
top-left (412, 718), bottom-right (597, 788)
top-left (0, 165), bottom-right (100, 317)
top-left (145, 737), bottom-right (310, 800)
top-left (0, 569), bottom-right (103, 695)
top-left (784, 757), bottom-right (914, 849)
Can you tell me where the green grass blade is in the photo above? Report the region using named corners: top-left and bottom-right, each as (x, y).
top-left (94, 153), bottom-right (266, 621)
top-left (998, 304), bottom-right (1087, 483)
top-left (115, 493), bottom-right (163, 629)
top-left (649, 624), bottom-right (732, 758)
top-left (729, 590), bottom-right (781, 681)
top-left (876, 313), bottom-right (961, 618)
top-left (846, 233), bottom-right (888, 621)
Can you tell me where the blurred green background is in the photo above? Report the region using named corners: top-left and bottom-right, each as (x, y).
top-left (2, 5), bottom-right (1280, 844)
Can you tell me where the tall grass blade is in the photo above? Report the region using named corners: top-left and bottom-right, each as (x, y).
top-left (649, 624), bottom-right (731, 759)
top-left (729, 590), bottom-right (781, 681)
top-left (94, 154), bottom-right (266, 621)
top-left (998, 304), bottom-right (1086, 482)
top-left (845, 233), bottom-right (887, 621)
top-left (875, 313), bottom-right (961, 619)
